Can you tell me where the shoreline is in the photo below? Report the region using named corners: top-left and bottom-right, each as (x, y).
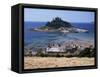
top-left (29, 27), bottom-right (88, 33)
top-left (24, 40), bottom-right (94, 50)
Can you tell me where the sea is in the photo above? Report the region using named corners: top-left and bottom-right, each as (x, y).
top-left (24, 22), bottom-right (95, 48)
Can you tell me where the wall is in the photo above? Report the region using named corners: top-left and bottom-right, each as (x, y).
top-left (0, 0), bottom-right (99, 77)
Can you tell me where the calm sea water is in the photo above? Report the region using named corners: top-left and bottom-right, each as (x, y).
top-left (24, 22), bottom-right (95, 48)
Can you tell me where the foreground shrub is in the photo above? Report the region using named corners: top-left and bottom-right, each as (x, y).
top-left (78, 47), bottom-right (95, 57)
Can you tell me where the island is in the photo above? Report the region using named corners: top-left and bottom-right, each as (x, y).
top-left (29, 17), bottom-right (88, 33)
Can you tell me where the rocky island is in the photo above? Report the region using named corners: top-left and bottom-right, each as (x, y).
top-left (29, 17), bottom-right (88, 33)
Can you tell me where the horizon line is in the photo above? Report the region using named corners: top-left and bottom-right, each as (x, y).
top-left (24, 21), bottom-right (94, 23)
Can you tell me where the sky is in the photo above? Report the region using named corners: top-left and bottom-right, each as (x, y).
top-left (24, 8), bottom-right (95, 23)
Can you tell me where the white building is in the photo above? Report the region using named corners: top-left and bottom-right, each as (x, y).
top-left (46, 47), bottom-right (65, 53)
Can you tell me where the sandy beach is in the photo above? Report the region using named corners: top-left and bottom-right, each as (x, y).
top-left (24, 57), bottom-right (94, 69)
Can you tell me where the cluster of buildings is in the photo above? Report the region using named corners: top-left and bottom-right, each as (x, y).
top-left (24, 41), bottom-right (94, 56)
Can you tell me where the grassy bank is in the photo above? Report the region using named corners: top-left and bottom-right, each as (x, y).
top-left (24, 57), bottom-right (94, 69)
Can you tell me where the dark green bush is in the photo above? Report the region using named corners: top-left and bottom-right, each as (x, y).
top-left (78, 47), bottom-right (95, 57)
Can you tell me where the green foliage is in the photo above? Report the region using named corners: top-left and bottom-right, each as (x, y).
top-left (56, 53), bottom-right (62, 57)
top-left (36, 48), bottom-right (43, 56)
top-left (78, 47), bottom-right (95, 57)
top-left (90, 48), bottom-right (95, 57)
top-left (39, 53), bottom-right (48, 57)
top-left (28, 51), bottom-right (32, 57)
top-left (35, 47), bottom-right (95, 57)
top-left (39, 26), bottom-right (48, 30)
